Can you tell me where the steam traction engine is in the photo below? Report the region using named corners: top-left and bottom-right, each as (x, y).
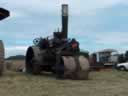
top-left (25, 4), bottom-right (90, 79)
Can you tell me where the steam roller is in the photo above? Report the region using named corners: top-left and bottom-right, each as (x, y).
top-left (0, 8), bottom-right (10, 75)
top-left (25, 4), bottom-right (90, 80)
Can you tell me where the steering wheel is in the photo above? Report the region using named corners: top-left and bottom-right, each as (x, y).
top-left (33, 38), bottom-right (41, 45)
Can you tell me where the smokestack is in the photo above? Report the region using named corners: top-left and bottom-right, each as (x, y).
top-left (62, 4), bottom-right (68, 39)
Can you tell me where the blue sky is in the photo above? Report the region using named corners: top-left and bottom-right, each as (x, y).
top-left (0, 0), bottom-right (128, 57)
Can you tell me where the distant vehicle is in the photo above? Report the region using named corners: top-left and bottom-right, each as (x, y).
top-left (90, 49), bottom-right (119, 70)
top-left (116, 62), bottom-right (128, 71)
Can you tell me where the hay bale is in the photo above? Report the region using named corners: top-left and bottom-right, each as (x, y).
top-left (0, 63), bottom-right (4, 75)
top-left (5, 60), bottom-right (25, 72)
top-left (15, 63), bottom-right (25, 72)
top-left (5, 61), bottom-right (13, 70)
top-left (0, 40), bottom-right (4, 76)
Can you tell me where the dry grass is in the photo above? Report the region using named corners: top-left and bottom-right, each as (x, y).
top-left (5, 60), bottom-right (25, 71)
top-left (3, 60), bottom-right (128, 96)
top-left (0, 70), bottom-right (128, 96)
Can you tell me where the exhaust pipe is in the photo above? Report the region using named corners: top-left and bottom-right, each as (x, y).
top-left (62, 4), bottom-right (68, 39)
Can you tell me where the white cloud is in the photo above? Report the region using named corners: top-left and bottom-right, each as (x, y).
top-left (72, 30), bottom-right (128, 46)
top-left (94, 32), bottom-right (128, 45)
top-left (4, 31), bottom-right (128, 57)
top-left (1, 0), bottom-right (126, 18)
top-left (9, 11), bottom-right (28, 18)
top-left (79, 31), bottom-right (128, 53)
top-left (1, 0), bottom-right (128, 56)
top-left (6, 46), bottom-right (28, 51)
top-left (5, 46), bottom-right (28, 57)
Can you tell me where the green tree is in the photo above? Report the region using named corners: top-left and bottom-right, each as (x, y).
top-left (125, 51), bottom-right (128, 61)
top-left (118, 54), bottom-right (125, 63)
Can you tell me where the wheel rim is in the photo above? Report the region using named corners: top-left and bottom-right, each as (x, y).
top-left (120, 67), bottom-right (125, 71)
top-left (25, 47), bottom-right (34, 73)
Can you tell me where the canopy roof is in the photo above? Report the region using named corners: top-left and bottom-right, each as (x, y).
top-left (94, 49), bottom-right (118, 54)
top-left (0, 8), bottom-right (10, 20)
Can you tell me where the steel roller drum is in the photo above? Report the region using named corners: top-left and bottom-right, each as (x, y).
top-left (62, 56), bottom-right (90, 80)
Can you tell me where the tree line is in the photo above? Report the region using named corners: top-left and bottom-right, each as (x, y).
top-left (118, 51), bottom-right (128, 63)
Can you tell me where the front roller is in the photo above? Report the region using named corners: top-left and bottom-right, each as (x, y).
top-left (62, 56), bottom-right (90, 80)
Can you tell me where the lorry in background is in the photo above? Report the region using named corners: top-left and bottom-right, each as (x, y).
top-left (90, 49), bottom-right (119, 70)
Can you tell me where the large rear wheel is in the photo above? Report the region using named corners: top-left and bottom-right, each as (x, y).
top-left (25, 46), bottom-right (41, 74)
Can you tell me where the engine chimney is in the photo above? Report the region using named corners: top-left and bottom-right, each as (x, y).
top-left (62, 4), bottom-right (68, 39)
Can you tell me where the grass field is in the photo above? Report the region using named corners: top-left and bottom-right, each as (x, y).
top-left (0, 70), bottom-right (128, 96)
